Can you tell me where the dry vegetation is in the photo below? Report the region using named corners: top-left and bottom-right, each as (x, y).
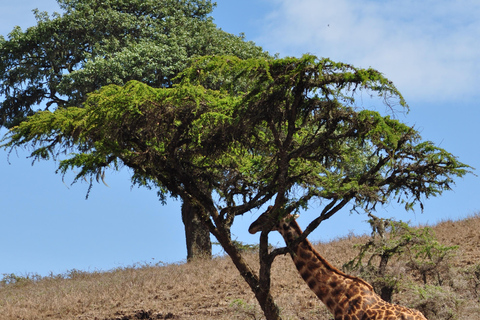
top-left (1, 213), bottom-right (480, 320)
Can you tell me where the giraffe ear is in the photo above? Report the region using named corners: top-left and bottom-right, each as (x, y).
top-left (292, 213), bottom-right (300, 219)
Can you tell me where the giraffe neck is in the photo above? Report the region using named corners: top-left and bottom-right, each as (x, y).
top-left (278, 219), bottom-right (374, 306)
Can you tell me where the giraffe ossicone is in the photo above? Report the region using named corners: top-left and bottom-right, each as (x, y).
top-left (249, 206), bottom-right (427, 320)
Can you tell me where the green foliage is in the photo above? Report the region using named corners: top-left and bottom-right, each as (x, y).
top-left (2, 54), bottom-right (471, 211)
top-left (0, 0), bottom-right (270, 127)
top-left (406, 227), bottom-right (458, 285)
top-left (3, 80), bottom-right (240, 196)
top-left (344, 216), bottom-right (458, 302)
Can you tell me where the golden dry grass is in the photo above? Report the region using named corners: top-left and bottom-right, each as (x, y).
top-left (1, 213), bottom-right (479, 320)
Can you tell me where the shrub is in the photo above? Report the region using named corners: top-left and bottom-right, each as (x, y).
top-left (343, 214), bottom-right (457, 302)
top-left (413, 284), bottom-right (461, 320)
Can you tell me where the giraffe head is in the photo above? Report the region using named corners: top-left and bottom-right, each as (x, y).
top-left (248, 206), bottom-right (299, 234)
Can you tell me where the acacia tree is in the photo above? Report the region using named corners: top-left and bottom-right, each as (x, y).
top-left (2, 55), bottom-right (470, 319)
top-left (0, 0), bottom-right (270, 260)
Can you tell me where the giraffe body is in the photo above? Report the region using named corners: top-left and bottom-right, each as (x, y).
top-left (249, 207), bottom-right (427, 320)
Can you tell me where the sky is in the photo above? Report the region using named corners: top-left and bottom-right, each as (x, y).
top-left (1, 0), bottom-right (479, 277)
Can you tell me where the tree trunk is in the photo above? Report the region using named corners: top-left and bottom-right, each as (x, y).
top-left (378, 253), bottom-right (394, 302)
top-left (203, 210), bottom-right (282, 320)
top-left (181, 200), bottom-right (212, 261)
top-left (216, 227), bottom-right (282, 320)
top-left (256, 234), bottom-right (282, 320)
top-left (181, 196), bottom-right (281, 319)
top-left (255, 291), bottom-right (281, 320)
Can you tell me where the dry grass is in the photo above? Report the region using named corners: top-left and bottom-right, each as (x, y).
top-left (1, 213), bottom-right (480, 320)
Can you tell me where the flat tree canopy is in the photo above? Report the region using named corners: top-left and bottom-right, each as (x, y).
top-left (1, 55), bottom-right (471, 320)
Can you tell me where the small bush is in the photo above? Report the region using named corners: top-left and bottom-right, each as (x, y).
top-left (1, 273), bottom-right (41, 287)
top-left (413, 285), bottom-right (461, 320)
top-left (404, 227), bottom-right (458, 285)
top-left (343, 215), bottom-right (457, 302)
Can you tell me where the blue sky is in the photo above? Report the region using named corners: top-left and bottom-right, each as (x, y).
top-left (1, 0), bottom-right (479, 277)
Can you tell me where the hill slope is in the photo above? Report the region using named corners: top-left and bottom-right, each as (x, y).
top-left (1, 214), bottom-right (479, 320)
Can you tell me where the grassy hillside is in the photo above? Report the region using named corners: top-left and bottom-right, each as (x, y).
top-left (1, 213), bottom-right (479, 320)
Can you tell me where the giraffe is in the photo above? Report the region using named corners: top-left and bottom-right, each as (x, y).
top-left (249, 206), bottom-right (427, 320)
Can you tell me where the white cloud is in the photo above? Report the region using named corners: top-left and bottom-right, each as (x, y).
top-left (257, 0), bottom-right (480, 102)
